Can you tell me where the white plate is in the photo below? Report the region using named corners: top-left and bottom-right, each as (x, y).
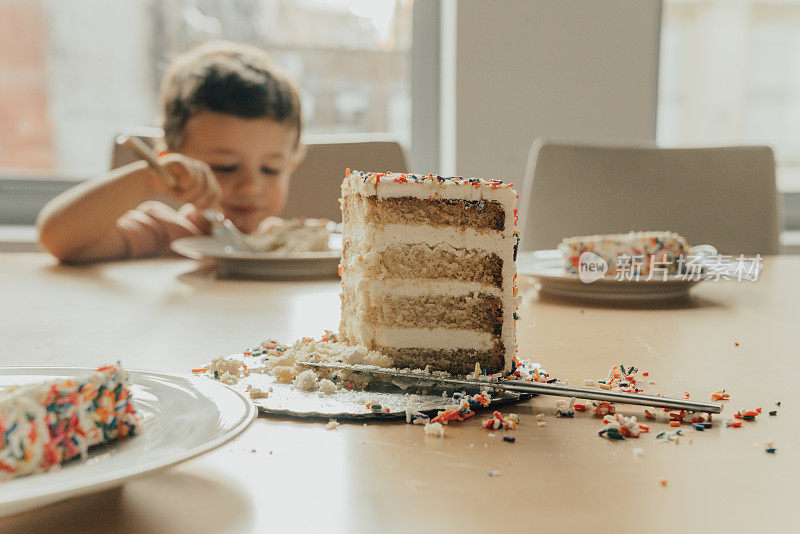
top-left (517, 250), bottom-right (702, 302)
top-left (0, 367), bottom-right (256, 517)
top-left (171, 235), bottom-right (341, 279)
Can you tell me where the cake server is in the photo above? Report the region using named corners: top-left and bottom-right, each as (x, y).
top-left (115, 134), bottom-right (254, 252)
top-left (298, 361), bottom-right (722, 413)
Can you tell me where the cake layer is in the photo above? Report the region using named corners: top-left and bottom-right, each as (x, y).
top-left (342, 223), bottom-right (509, 258)
top-left (341, 288), bottom-right (502, 334)
top-left (376, 344), bottom-right (505, 375)
top-left (342, 195), bottom-right (505, 232)
top-left (342, 242), bottom-right (504, 288)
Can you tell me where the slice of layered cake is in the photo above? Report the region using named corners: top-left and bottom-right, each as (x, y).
top-left (339, 170), bottom-right (519, 375)
top-left (559, 231), bottom-right (691, 277)
top-left (0, 364), bottom-right (138, 479)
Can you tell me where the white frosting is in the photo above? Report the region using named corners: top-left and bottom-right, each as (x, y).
top-left (0, 365), bottom-right (136, 479)
top-left (342, 172), bottom-right (517, 206)
top-left (341, 273), bottom-right (503, 298)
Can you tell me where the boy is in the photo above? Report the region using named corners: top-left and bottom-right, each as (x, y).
top-left (37, 41), bottom-right (303, 262)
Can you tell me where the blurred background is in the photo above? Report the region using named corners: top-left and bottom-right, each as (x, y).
top-left (1, 0), bottom-right (799, 249)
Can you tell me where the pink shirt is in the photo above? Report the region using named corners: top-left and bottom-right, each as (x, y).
top-left (116, 201), bottom-right (211, 258)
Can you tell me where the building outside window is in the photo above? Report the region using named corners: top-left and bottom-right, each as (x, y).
top-left (0, 0), bottom-right (412, 178)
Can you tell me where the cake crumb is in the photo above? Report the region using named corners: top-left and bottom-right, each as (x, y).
top-left (249, 387), bottom-right (269, 399)
top-left (318, 378), bottom-right (337, 395)
top-left (325, 420), bottom-right (340, 431)
top-left (633, 447), bottom-right (644, 457)
top-left (293, 369), bottom-right (318, 391)
top-left (659, 478), bottom-right (668, 487)
top-left (424, 422), bottom-right (445, 438)
top-left (219, 371), bottom-right (238, 385)
top-left (208, 356), bottom-right (244, 378)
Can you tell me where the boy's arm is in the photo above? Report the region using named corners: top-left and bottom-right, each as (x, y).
top-left (37, 155), bottom-right (221, 263)
top-left (37, 161), bottom-right (155, 262)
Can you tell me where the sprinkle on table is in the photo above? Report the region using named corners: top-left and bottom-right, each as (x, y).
top-left (597, 413), bottom-right (649, 440)
top-left (482, 411), bottom-right (520, 430)
top-left (711, 389), bottom-right (730, 401)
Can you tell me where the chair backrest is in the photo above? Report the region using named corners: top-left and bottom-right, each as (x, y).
top-left (111, 131), bottom-right (408, 222)
top-left (517, 140), bottom-right (781, 255)
top-left (110, 127), bottom-right (164, 170)
top-left (281, 137), bottom-right (408, 221)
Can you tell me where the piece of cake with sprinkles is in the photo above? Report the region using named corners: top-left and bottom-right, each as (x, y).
top-left (339, 170), bottom-right (520, 375)
top-left (558, 231), bottom-right (691, 277)
top-left (0, 364), bottom-right (138, 479)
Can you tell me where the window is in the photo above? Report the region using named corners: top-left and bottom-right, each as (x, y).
top-left (0, 0), bottom-right (412, 178)
top-left (659, 0), bottom-right (800, 232)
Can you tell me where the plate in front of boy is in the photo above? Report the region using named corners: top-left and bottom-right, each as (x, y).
top-left (171, 233), bottom-right (341, 280)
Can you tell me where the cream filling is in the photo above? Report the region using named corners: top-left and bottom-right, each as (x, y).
top-left (341, 274), bottom-right (504, 298)
top-left (344, 323), bottom-right (496, 351)
top-left (343, 223), bottom-right (512, 251)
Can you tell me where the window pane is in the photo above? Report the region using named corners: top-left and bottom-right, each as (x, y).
top-left (658, 0), bottom-right (800, 192)
top-left (0, 0), bottom-right (412, 177)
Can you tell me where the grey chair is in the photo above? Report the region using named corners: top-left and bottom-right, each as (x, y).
top-left (281, 137), bottom-right (407, 221)
top-left (517, 140), bottom-right (781, 255)
top-left (111, 131), bottom-right (408, 222)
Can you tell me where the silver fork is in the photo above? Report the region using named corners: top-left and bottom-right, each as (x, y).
top-left (202, 209), bottom-right (255, 253)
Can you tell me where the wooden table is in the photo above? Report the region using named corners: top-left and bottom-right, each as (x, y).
top-left (0, 253), bottom-right (797, 533)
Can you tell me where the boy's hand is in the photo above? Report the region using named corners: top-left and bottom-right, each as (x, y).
top-left (148, 153), bottom-right (222, 210)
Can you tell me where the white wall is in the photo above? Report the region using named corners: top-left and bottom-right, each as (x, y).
top-left (45, 0), bottom-right (154, 175)
top-left (440, 0), bottom-right (661, 197)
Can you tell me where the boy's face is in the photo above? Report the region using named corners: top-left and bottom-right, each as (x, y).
top-left (179, 111), bottom-right (298, 233)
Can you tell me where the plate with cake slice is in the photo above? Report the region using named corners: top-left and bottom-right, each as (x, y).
top-left (0, 366), bottom-right (255, 516)
top-left (518, 232), bottom-right (707, 302)
top-left (171, 218), bottom-right (342, 279)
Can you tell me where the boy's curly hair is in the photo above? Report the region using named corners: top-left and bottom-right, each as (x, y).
top-left (159, 41), bottom-right (302, 150)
